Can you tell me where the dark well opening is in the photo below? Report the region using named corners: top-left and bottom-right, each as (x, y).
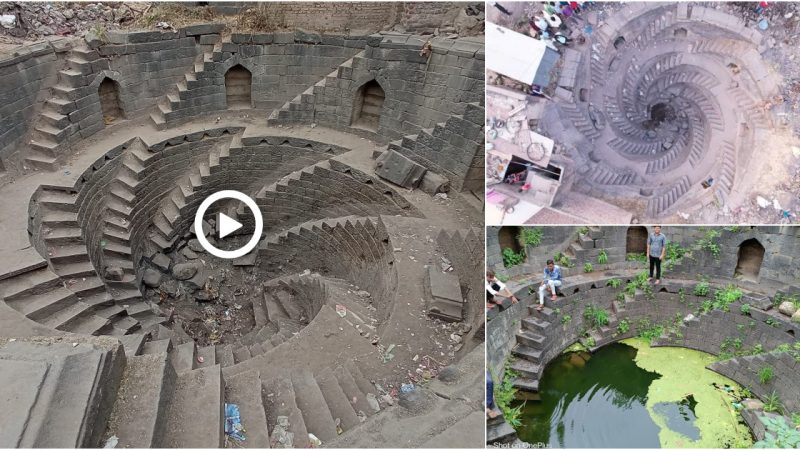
top-left (626, 226), bottom-right (649, 255)
top-left (613, 36), bottom-right (626, 49)
top-left (225, 64), bottom-right (252, 109)
top-left (351, 80), bottom-right (385, 131)
top-left (673, 27), bottom-right (688, 38)
top-left (499, 226), bottom-right (523, 255)
top-left (98, 78), bottom-right (124, 124)
top-left (734, 238), bottom-right (765, 282)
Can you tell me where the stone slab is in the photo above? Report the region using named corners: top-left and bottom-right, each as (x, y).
top-left (374, 149), bottom-right (427, 189)
top-left (0, 359), bottom-right (49, 447)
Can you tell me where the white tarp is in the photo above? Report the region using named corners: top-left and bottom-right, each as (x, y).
top-left (486, 22), bottom-right (549, 85)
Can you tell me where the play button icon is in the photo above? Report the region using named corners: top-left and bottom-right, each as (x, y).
top-left (194, 190), bottom-right (263, 259)
top-left (218, 212), bottom-right (243, 239)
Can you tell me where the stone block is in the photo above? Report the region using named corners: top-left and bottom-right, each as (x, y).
top-left (374, 149), bottom-right (427, 189)
top-left (183, 23), bottom-right (225, 36)
top-left (427, 266), bottom-right (465, 322)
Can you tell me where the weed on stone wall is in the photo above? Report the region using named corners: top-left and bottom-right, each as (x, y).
top-left (636, 318), bottom-right (665, 344)
top-left (583, 305), bottom-right (609, 329)
top-left (520, 227), bottom-right (544, 247)
top-left (763, 391), bottom-right (785, 414)
top-left (583, 262), bottom-right (593, 273)
top-left (502, 247), bottom-right (525, 268)
top-left (597, 250), bottom-right (608, 265)
top-left (759, 366), bottom-right (775, 385)
top-left (493, 357), bottom-right (524, 427)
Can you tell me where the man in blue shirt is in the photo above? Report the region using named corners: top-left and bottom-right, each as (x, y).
top-left (537, 259), bottom-right (562, 311)
top-left (647, 226), bottom-right (667, 284)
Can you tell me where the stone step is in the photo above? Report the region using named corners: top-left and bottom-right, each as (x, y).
top-left (214, 344), bottom-right (235, 368)
top-left (290, 369), bottom-right (338, 442)
top-left (262, 373), bottom-right (311, 448)
top-left (163, 365), bottom-right (224, 448)
top-left (511, 345), bottom-right (542, 364)
top-left (0, 267), bottom-right (61, 301)
top-left (224, 370), bottom-right (271, 448)
top-left (315, 366), bottom-right (361, 433)
top-left (106, 353), bottom-right (176, 447)
top-left (333, 365), bottom-right (375, 417)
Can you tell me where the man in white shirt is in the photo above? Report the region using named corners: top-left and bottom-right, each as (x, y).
top-left (486, 270), bottom-right (519, 309)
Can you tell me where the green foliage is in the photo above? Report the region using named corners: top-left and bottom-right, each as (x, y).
top-left (616, 292), bottom-right (625, 301)
top-left (740, 386), bottom-right (752, 398)
top-left (701, 300), bottom-right (714, 313)
top-left (561, 314), bottom-right (572, 324)
top-left (584, 335), bottom-right (596, 348)
top-left (502, 247), bottom-right (525, 268)
top-left (617, 319), bottom-right (630, 335)
top-left (637, 319), bottom-right (665, 344)
top-left (597, 250), bottom-right (608, 265)
top-left (553, 252), bottom-right (574, 268)
top-left (758, 366), bottom-right (775, 385)
top-left (584, 305), bottom-right (610, 328)
top-left (694, 279), bottom-right (710, 297)
top-left (664, 242), bottom-right (688, 270)
top-left (493, 359), bottom-right (523, 427)
top-left (696, 229), bottom-right (721, 258)
top-left (740, 303), bottom-right (751, 315)
top-left (678, 288), bottom-right (686, 303)
top-left (762, 391), bottom-right (784, 414)
top-left (520, 227), bottom-right (544, 247)
top-left (578, 226), bottom-right (590, 236)
top-left (754, 415), bottom-right (800, 448)
top-left (766, 317), bottom-right (779, 328)
top-left (775, 343), bottom-right (791, 353)
top-left (626, 252), bottom-right (647, 263)
top-left (792, 412), bottom-right (800, 428)
top-left (724, 225), bottom-right (743, 233)
top-left (497, 274), bottom-right (510, 282)
top-left (583, 262), bottom-right (593, 273)
top-left (606, 278), bottom-right (621, 288)
top-left (712, 285), bottom-right (743, 311)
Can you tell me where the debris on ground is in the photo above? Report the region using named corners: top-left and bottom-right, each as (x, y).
top-left (224, 403), bottom-right (246, 442)
top-left (270, 416), bottom-right (293, 448)
top-left (308, 433), bottom-right (322, 448)
top-left (103, 436), bottom-right (118, 449)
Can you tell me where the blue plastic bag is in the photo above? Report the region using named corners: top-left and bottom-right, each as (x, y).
top-left (225, 403), bottom-right (246, 442)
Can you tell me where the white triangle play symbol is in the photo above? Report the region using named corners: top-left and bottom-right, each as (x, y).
top-left (218, 212), bottom-right (242, 239)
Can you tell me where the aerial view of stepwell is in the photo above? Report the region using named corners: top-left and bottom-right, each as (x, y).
top-left (0, 2), bottom-right (486, 448)
top-left (486, 225), bottom-right (800, 448)
top-left (485, 1), bottom-right (800, 225)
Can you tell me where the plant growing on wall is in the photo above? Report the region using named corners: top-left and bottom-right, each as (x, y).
top-left (553, 252), bottom-right (574, 268)
top-left (578, 226), bottom-right (590, 236)
top-left (758, 366), bottom-right (775, 385)
top-left (740, 303), bottom-right (751, 315)
top-left (617, 319), bottom-right (630, 334)
top-left (561, 314), bottom-right (572, 325)
top-left (712, 285), bottom-right (743, 311)
top-left (762, 391), bottom-right (783, 414)
top-left (597, 250), bottom-right (608, 265)
top-left (766, 317), bottom-right (779, 328)
top-left (693, 279), bottom-right (710, 296)
top-left (637, 318), bottom-right (665, 344)
top-left (792, 412), bottom-right (800, 428)
top-left (583, 262), bottom-right (593, 273)
top-left (678, 288), bottom-right (686, 304)
top-left (520, 227), bottom-right (544, 247)
top-left (695, 229), bottom-right (721, 259)
top-left (493, 359), bottom-right (524, 427)
top-left (606, 278), bottom-right (621, 288)
top-left (754, 415), bottom-right (800, 448)
top-left (583, 305), bottom-right (610, 328)
top-left (584, 335), bottom-right (596, 348)
top-left (502, 247), bottom-right (525, 268)
top-left (626, 252), bottom-right (647, 263)
top-left (665, 241), bottom-right (688, 270)
top-left (616, 292), bottom-right (625, 301)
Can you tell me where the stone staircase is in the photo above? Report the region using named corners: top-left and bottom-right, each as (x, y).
top-left (267, 52), bottom-right (365, 126)
top-left (104, 322), bottom-right (382, 448)
top-left (645, 175), bottom-right (691, 217)
top-left (24, 46), bottom-right (105, 171)
top-left (509, 305), bottom-right (556, 393)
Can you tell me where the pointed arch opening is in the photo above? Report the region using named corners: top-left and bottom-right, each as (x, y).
top-left (735, 238), bottom-right (765, 282)
top-left (98, 77), bottom-right (124, 124)
top-left (225, 64), bottom-right (252, 109)
top-left (351, 79), bottom-right (384, 131)
top-left (626, 226), bottom-right (649, 256)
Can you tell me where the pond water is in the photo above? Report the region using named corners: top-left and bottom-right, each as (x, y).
top-left (513, 339), bottom-right (753, 448)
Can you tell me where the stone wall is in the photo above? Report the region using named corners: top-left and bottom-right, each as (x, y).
top-left (0, 41), bottom-right (62, 170)
top-left (436, 227), bottom-right (485, 342)
top-left (710, 351), bottom-right (800, 412)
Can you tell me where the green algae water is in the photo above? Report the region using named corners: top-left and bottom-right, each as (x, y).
top-left (513, 339), bottom-right (753, 448)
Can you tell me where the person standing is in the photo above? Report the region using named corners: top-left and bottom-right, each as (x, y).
top-left (537, 259), bottom-right (562, 311)
top-left (646, 226), bottom-right (667, 284)
top-left (488, 1), bottom-right (512, 15)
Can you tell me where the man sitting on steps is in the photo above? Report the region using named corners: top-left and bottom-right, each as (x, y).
top-left (537, 259), bottom-right (562, 311)
top-left (486, 270), bottom-right (519, 310)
